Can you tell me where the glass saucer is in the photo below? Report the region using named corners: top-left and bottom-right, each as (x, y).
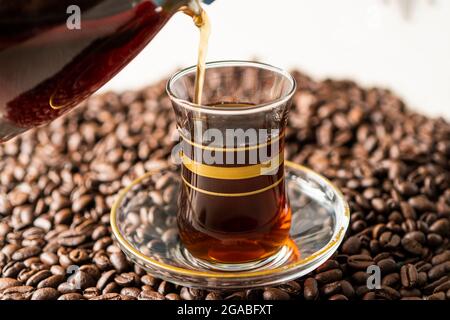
top-left (110, 161), bottom-right (350, 289)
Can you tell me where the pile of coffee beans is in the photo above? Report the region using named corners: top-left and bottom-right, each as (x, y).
top-left (0, 70), bottom-right (449, 300)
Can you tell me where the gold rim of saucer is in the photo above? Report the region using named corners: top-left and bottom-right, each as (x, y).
top-left (110, 161), bottom-right (350, 278)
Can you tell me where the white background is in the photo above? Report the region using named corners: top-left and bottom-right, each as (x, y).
top-left (101, 0), bottom-right (450, 120)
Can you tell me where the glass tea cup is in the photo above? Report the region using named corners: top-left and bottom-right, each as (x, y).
top-left (166, 61), bottom-right (296, 270)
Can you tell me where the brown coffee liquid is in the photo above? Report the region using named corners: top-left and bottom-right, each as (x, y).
top-left (178, 103), bottom-right (291, 264)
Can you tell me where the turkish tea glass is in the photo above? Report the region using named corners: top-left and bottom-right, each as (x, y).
top-left (166, 61), bottom-right (296, 270)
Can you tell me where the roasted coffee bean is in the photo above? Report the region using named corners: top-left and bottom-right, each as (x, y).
top-left (0, 285), bottom-right (34, 300)
top-left (37, 274), bottom-right (65, 289)
top-left (316, 260), bottom-right (340, 272)
top-left (340, 280), bottom-right (355, 299)
top-left (96, 270), bottom-right (116, 291)
top-left (120, 287), bottom-right (141, 298)
top-left (400, 264), bottom-right (418, 288)
top-left (373, 252), bottom-right (391, 263)
top-left (157, 280), bottom-right (174, 295)
top-left (11, 246), bottom-right (41, 261)
top-left (348, 255), bottom-right (374, 270)
top-left (400, 202), bottom-right (416, 220)
top-left (83, 287), bottom-right (102, 299)
top-left (428, 261), bottom-right (450, 281)
top-left (17, 269), bottom-right (38, 283)
top-left (303, 278), bottom-right (319, 300)
top-left (263, 288), bottom-right (290, 300)
top-left (377, 258), bottom-right (398, 274)
top-left (431, 251), bottom-right (450, 266)
top-left (57, 231), bottom-right (87, 247)
top-left (315, 269), bottom-right (343, 284)
top-left (40, 252), bottom-right (59, 266)
top-left (429, 219), bottom-right (449, 236)
top-left (409, 196), bottom-right (434, 212)
top-left (415, 261), bottom-right (432, 273)
top-left (180, 287), bottom-right (205, 300)
top-left (93, 251), bottom-right (112, 270)
top-left (110, 252), bottom-right (129, 273)
top-left (93, 237), bottom-right (113, 252)
top-left (351, 271), bottom-right (370, 284)
top-left (31, 287), bottom-right (60, 300)
top-left (25, 270), bottom-right (52, 287)
top-left (114, 272), bottom-right (139, 287)
top-left (416, 272), bottom-right (428, 288)
top-left (404, 231), bottom-right (426, 245)
top-left (423, 276), bottom-right (449, 295)
top-left (57, 282), bottom-right (79, 294)
top-left (2, 244), bottom-right (20, 258)
top-left (204, 292), bottom-right (222, 300)
top-left (54, 209), bottom-right (73, 226)
top-left (27, 259), bottom-right (45, 270)
top-left (355, 285), bottom-right (370, 298)
top-left (163, 292), bottom-right (180, 300)
top-left (68, 249), bottom-right (89, 264)
top-left (427, 233), bottom-right (443, 247)
top-left (379, 231), bottom-right (401, 249)
top-left (321, 281), bottom-right (341, 296)
top-left (33, 216), bottom-right (52, 232)
top-left (72, 195), bottom-right (93, 213)
top-left (68, 270), bottom-right (96, 290)
top-left (8, 191), bottom-right (28, 207)
top-left (395, 181), bottom-right (418, 196)
top-left (0, 278), bottom-right (21, 291)
top-left (382, 273), bottom-right (400, 287)
top-left (401, 238), bottom-right (424, 256)
top-left (102, 282), bottom-right (120, 294)
top-left (427, 292), bottom-right (446, 300)
top-left (375, 286), bottom-right (401, 300)
top-left (433, 280), bottom-right (450, 293)
top-left (140, 274), bottom-right (160, 288)
top-left (50, 265), bottom-right (66, 276)
top-left (138, 290), bottom-right (165, 300)
top-left (92, 226), bottom-right (109, 241)
top-left (342, 236), bottom-right (361, 255)
top-left (79, 264), bottom-right (101, 280)
top-left (2, 261), bottom-right (25, 278)
top-left (371, 198), bottom-right (387, 213)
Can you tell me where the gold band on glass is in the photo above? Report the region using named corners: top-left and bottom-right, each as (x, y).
top-left (179, 130), bottom-right (285, 152)
top-left (181, 152), bottom-right (283, 180)
top-left (181, 174), bottom-right (284, 197)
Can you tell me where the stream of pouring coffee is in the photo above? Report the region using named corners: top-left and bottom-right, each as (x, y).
top-left (184, 5), bottom-right (211, 104)
top-left (193, 9), bottom-right (210, 104)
